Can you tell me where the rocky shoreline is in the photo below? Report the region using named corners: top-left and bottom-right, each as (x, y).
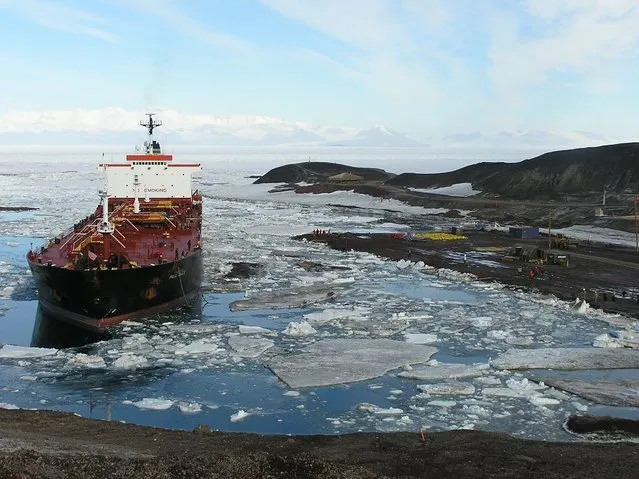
top-left (295, 229), bottom-right (639, 321)
top-left (1, 408), bottom-right (638, 478)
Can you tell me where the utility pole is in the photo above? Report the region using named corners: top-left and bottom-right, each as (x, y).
top-left (548, 209), bottom-right (552, 250)
top-left (635, 195), bottom-right (638, 253)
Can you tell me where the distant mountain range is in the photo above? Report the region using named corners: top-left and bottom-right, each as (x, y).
top-left (0, 107), bottom-right (631, 148)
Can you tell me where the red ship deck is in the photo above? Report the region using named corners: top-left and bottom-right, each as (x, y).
top-left (29, 193), bottom-right (203, 270)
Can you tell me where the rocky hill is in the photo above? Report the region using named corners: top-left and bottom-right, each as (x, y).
top-left (387, 143), bottom-right (639, 199)
top-left (253, 162), bottom-right (395, 184)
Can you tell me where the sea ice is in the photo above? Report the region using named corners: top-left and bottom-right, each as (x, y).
top-left (238, 325), bottom-right (276, 336)
top-left (228, 336), bottom-right (274, 358)
top-left (112, 354), bottom-right (149, 370)
top-left (303, 307), bottom-right (370, 324)
top-left (399, 362), bottom-right (488, 380)
top-left (65, 353), bottom-right (106, 369)
top-left (130, 398), bottom-right (174, 410)
top-left (417, 382), bottom-right (476, 395)
top-left (356, 403), bottom-right (404, 415)
top-left (177, 402), bottom-right (202, 413)
top-left (404, 333), bottom-right (438, 344)
top-left (571, 299), bottom-right (590, 314)
top-left (491, 347), bottom-right (639, 370)
top-left (529, 396), bottom-right (560, 407)
top-left (593, 331), bottom-right (639, 349)
top-left (174, 339), bottom-right (223, 355)
top-left (229, 283), bottom-right (350, 311)
top-left (482, 377), bottom-right (547, 399)
top-left (267, 338), bottom-right (437, 388)
top-left (283, 320), bottom-right (317, 337)
top-left (428, 400), bottom-right (457, 408)
top-left (336, 315), bottom-right (410, 337)
top-left (230, 409), bottom-right (251, 422)
top-left (469, 316), bottom-right (493, 328)
top-left (0, 345), bottom-right (58, 359)
top-left (531, 377), bottom-right (639, 407)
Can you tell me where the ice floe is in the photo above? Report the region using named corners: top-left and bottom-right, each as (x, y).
top-left (177, 402), bottom-right (202, 413)
top-left (356, 403), bottom-right (404, 415)
top-left (283, 320), bottom-right (317, 337)
top-left (417, 382), bottom-right (476, 395)
top-left (531, 377), bottom-right (639, 407)
top-left (481, 377), bottom-right (553, 404)
top-left (398, 361), bottom-right (488, 380)
top-left (238, 325), bottom-right (276, 336)
top-left (230, 409), bottom-right (251, 422)
top-left (128, 398), bottom-right (175, 410)
top-left (175, 339), bottom-right (224, 355)
top-left (491, 347), bottom-right (639, 370)
top-left (0, 345), bottom-right (58, 359)
top-left (228, 335), bottom-right (274, 358)
top-left (267, 338), bottom-right (437, 388)
top-left (303, 307), bottom-right (370, 324)
top-left (112, 354), bottom-right (149, 370)
top-left (229, 283), bottom-right (351, 311)
top-left (593, 330), bottom-right (639, 349)
top-left (404, 333), bottom-right (438, 344)
top-left (65, 353), bottom-right (106, 369)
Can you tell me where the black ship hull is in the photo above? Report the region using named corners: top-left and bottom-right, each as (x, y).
top-left (29, 250), bottom-right (203, 332)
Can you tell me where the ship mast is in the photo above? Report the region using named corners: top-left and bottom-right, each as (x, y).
top-left (98, 189), bottom-right (114, 260)
top-left (140, 113), bottom-right (163, 154)
top-left (133, 174), bottom-right (141, 213)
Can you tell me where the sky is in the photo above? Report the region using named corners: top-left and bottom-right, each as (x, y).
top-left (0, 0), bottom-right (639, 137)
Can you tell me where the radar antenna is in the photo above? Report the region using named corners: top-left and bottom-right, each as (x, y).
top-left (139, 113), bottom-right (163, 154)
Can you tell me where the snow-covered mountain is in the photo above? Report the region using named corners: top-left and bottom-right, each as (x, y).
top-left (0, 107), bottom-right (632, 148)
top-left (325, 125), bottom-right (424, 147)
top-left (440, 130), bottom-right (629, 149)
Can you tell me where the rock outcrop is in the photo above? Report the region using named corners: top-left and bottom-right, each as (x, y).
top-left (253, 162), bottom-right (394, 184)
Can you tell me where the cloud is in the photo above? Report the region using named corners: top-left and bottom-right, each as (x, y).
top-left (109, 0), bottom-right (255, 53)
top-left (0, 0), bottom-right (119, 42)
top-left (258, 0), bottom-right (464, 106)
top-left (488, 1), bottom-right (639, 93)
top-left (258, 0), bottom-right (406, 50)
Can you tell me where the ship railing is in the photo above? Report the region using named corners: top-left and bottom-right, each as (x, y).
top-left (63, 216), bottom-right (108, 254)
top-left (164, 216), bottom-right (176, 229)
top-left (112, 227), bottom-right (126, 241)
top-left (110, 229), bottom-right (126, 249)
top-left (69, 231), bottom-right (98, 254)
top-left (60, 220), bottom-right (100, 252)
top-left (123, 217), bottom-right (139, 231)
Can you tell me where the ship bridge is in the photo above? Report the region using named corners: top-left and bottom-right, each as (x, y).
top-left (98, 113), bottom-right (201, 199)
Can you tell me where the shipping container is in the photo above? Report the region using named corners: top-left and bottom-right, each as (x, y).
top-left (509, 226), bottom-right (539, 239)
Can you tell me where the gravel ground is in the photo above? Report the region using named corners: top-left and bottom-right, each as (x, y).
top-left (1, 409), bottom-right (638, 478)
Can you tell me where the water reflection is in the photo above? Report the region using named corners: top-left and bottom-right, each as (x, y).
top-left (30, 296), bottom-right (205, 349)
top-left (30, 305), bottom-right (109, 348)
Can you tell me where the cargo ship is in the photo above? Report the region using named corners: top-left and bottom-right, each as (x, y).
top-left (27, 114), bottom-right (203, 332)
